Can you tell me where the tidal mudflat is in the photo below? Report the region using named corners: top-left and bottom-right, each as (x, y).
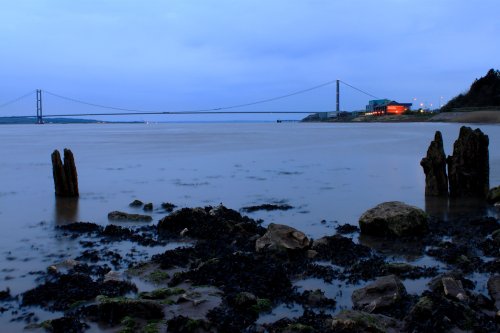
top-left (0, 122), bottom-right (499, 332)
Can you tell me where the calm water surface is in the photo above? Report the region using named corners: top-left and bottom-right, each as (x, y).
top-left (0, 122), bottom-right (499, 330)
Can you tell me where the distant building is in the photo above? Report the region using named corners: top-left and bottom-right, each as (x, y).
top-left (366, 99), bottom-right (412, 115)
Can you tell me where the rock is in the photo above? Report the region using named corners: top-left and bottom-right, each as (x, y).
top-left (379, 262), bottom-right (438, 280)
top-left (88, 296), bottom-right (164, 324)
top-left (359, 201), bottom-right (428, 237)
top-left (488, 186), bottom-right (500, 204)
top-left (103, 271), bottom-right (122, 283)
top-left (311, 234), bottom-right (372, 267)
top-left (0, 288), bottom-right (10, 301)
top-left (42, 316), bottom-right (89, 333)
top-left (470, 293), bottom-right (495, 309)
top-left (241, 203), bottom-right (294, 213)
top-left (306, 249), bottom-right (318, 259)
top-left (403, 295), bottom-right (434, 332)
top-left (280, 323), bottom-right (314, 333)
top-left (48, 258), bottom-right (80, 274)
top-left (232, 292), bottom-right (257, 309)
top-left (143, 203), bottom-right (153, 211)
top-left (22, 273), bottom-right (138, 311)
top-left (167, 316), bottom-right (212, 333)
top-left (487, 275), bottom-right (500, 310)
top-left (129, 199), bottom-right (143, 207)
top-left (492, 229), bottom-right (500, 245)
top-left (442, 277), bottom-right (468, 301)
top-left (139, 287), bottom-right (185, 300)
top-left (428, 272), bottom-right (473, 293)
top-left (161, 202), bottom-right (176, 212)
top-left (421, 131), bottom-right (449, 196)
top-left (411, 295), bottom-right (433, 314)
top-left (335, 223), bottom-right (360, 234)
top-left (179, 228), bottom-right (188, 237)
top-left (447, 126), bottom-right (489, 198)
top-left (176, 292), bottom-right (207, 307)
top-left (331, 310), bottom-right (401, 333)
top-left (107, 211), bottom-right (152, 222)
top-left (301, 289), bottom-right (335, 308)
top-left (167, 251), bottom-right (292, 301)
top-left (255, 223), bottom-right (310, 252)
top-left (157, 205), bottom-right (265, 243)
top-left (51, 149), bottom-right (79, 197)
top-left (57, 222), bottom-right (101, 233)
top-left (381, 262), bottom-right (415, 275)
top-left (405, 290), bottom-right (498, 332)
top-left (351, 275), bottom-right (407, 313)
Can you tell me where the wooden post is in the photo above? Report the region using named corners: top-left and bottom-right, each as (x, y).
top-left (447, 126), bottom-right (489, 198)
top-left (420, 131), bottom-right (448, 196)
top-left (51, 149), bottom-right (79, 197)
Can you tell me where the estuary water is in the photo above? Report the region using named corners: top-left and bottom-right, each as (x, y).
top-left (0, 122), bottom-right (499, 330)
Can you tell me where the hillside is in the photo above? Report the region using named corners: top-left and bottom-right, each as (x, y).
top-left (441, 69), bottom-right (500, 111)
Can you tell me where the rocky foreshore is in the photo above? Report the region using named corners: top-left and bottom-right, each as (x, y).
top-left (1, 199), bottom-right (498, 333)
top-left (1, 126), bottom-right (498, 332)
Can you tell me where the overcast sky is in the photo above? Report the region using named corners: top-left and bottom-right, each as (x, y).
top-left (1, 0), bottom-right (499, 121)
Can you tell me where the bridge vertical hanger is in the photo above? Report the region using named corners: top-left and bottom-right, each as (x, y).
top-left (36, 89), bottom-right (43, 124)
top-left (336, 80), bottom-right (340, 113)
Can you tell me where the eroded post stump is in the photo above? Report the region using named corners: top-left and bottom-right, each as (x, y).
top-left (421, 131), bottom-right (449, 196)
top-left (447, 126), bottom-right (489, 198)
top-left (51, 149), bottom-right (79, 197)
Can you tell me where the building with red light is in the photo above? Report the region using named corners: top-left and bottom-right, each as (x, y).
top-left (366, 99), bottom-right (412, 115)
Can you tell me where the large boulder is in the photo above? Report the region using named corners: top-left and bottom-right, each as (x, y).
top-left (421, 131), bottom-right (449, 196)
top-left (351, 275), bottom-right (407, 313)
top-left (255, 223), bottom-right (310, 252)
top-left (359, 201), bottom-right (428, 237)
top-left (331, 310), bottom-right (401, 333)
top-left (447, 126), bottom-right (489, 198)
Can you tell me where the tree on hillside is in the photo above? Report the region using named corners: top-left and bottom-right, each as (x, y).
top-left (441, 69), bottom-right (500, 111)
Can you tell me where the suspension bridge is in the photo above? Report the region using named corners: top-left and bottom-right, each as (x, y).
top-left (0, 80), bottom-right (379, 124)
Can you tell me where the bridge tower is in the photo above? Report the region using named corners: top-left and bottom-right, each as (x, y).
top-left (336, 80), bottom-right (340, 113)
top-left (36, 89), bottom-right (43, 124)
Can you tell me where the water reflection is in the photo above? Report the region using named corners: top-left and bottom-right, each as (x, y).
top-left (425, 196), bottom-right (490, 220)
top-left (358, 234), bottom-right (425, 261)
top-left (54, 197), bottom-right (79, 225)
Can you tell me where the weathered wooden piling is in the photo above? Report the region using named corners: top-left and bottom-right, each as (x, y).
top-left (421, 131), bottom-right (449, 196)
top-left (51, 148), bottom-right (79, 197)
top-left (447, 126), bottom-right (489, 198)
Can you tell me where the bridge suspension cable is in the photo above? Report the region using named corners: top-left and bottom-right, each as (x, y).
top-left (0, 80), bottom-right (382, 119)
top-left (43, 79), bottom-right (339, 114)
top-left (339, 80), bottom-right (380, 99)
top-left (0, 90), bottom-right (36, 108)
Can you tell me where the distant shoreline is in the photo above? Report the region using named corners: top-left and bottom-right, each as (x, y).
top-left (303, 110), bottom-right (500, 124)
top-left (0, 117), bottom-right (104, 125)
top-left (2, 111), bottom-right (500, 125)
